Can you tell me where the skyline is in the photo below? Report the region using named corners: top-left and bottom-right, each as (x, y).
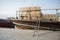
top-left (0, 0), bottom-right (60, 19)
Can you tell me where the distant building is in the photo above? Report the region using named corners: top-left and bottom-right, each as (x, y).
top-left (17, 6), bottom-right (59, 21)
top-left (7, 17), bottom-right (15, 20)
top-left (42, 14), bottom-right (56, 21)
top-left (18, 6), bottom-right (42, 20)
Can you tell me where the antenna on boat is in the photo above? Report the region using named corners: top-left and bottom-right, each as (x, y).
top-left (16, 11), bottom-right (18, 19)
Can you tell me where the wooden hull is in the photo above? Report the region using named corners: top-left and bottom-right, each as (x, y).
top-left (13, 20), bottom-right (60, 30)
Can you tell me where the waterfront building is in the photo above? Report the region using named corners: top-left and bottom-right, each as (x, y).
top-left (17, 6), bottom-right (57, 21)
top-left (18, 6), bottom-right (42, 20)
top-left (43, 14), bottom-right (56, 21)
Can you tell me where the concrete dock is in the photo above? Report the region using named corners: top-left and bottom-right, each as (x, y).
top-left (0, 28), bottom-right (60, 40)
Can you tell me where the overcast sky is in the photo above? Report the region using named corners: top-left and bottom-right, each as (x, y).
top-left (0, 0), bottom-right (60, 19)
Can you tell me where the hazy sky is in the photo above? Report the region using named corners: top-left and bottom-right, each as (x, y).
top-left (0, 0), bottom-right (60, 19)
